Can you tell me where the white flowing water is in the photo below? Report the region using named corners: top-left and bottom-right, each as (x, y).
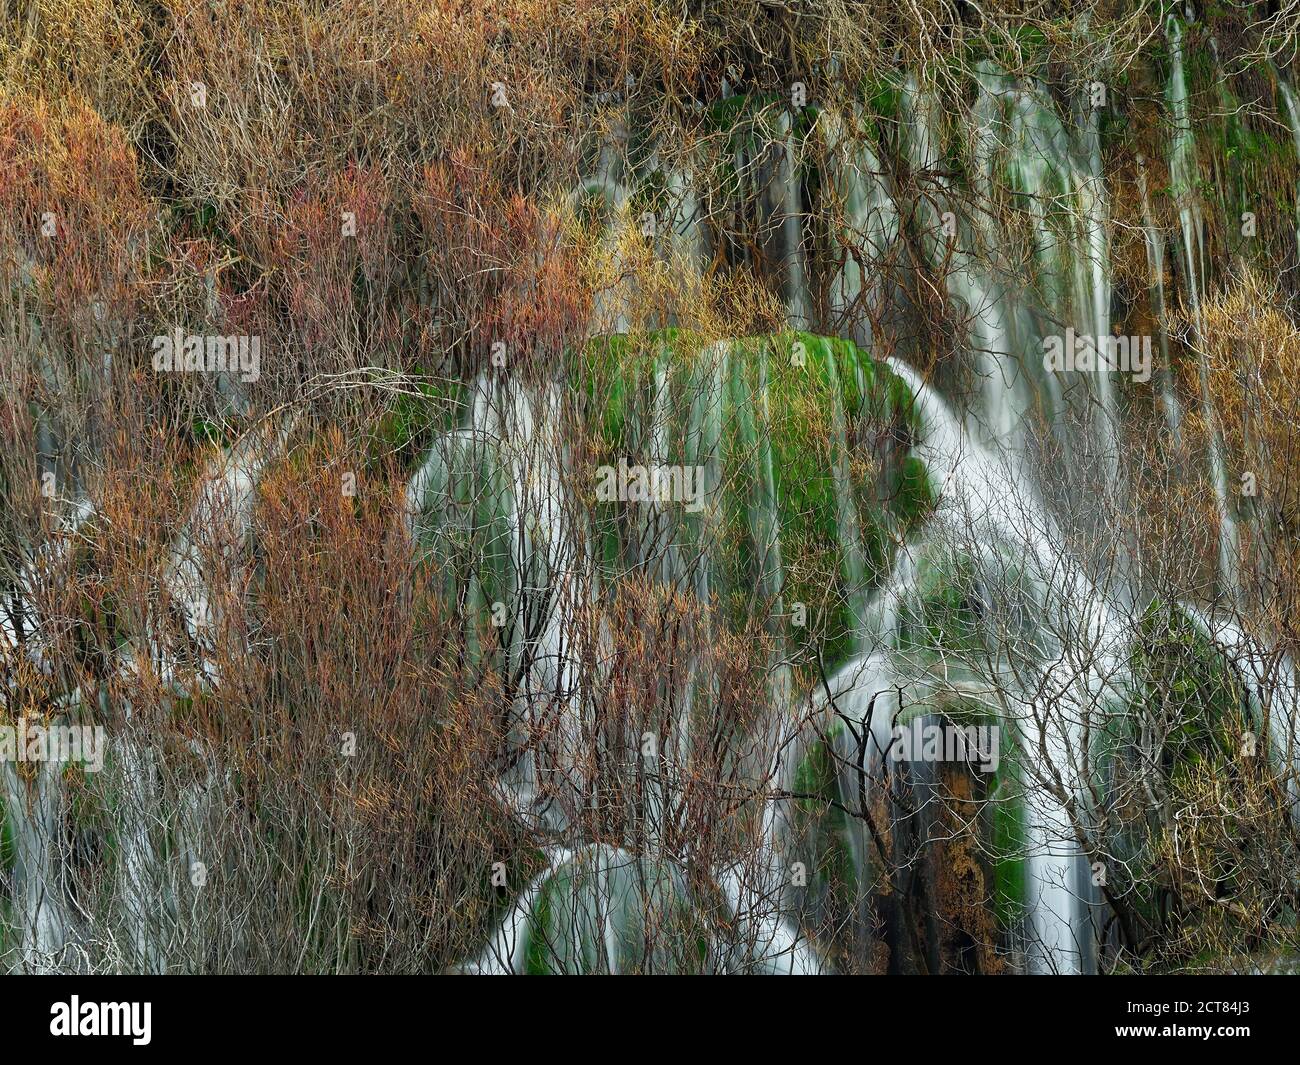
top-left (774, 110), bottom-right (810, 327)
top-left (823, 107), bottom-right (900, 344)
top-left (1278, 79), bottom-right (1300, 255)
top-left (1167, 15), bottom-right (1240, 604)
top-left (1181, 604), bottom-right (1300, 806)
top-left (408, 372), bottom-right (588, 831)
top-left (7, 43), bottom-right (1300, 975)
top-left (1, 761), bottom-right (74, 973)
top-left (1136, 157), bottom-right (1185, 445)
top-left (900, 80), bottom-right (1032, 454)
top-left (4, 428), bottom-right (266, 973)
top-left (885, 357), bottom-right (1129, 973)
top-left (166, 425), bottom-right (289, 684)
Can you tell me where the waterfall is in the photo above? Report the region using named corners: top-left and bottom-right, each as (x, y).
top-left (884, 357), bottom-right (1129, 974)
top-left (2, 761), bottom-right (75, 973)
top-left (824, 107), bottom-right (899, 341)
top-left (412, 352), bottom-right (821, 972)
top-left (988, 68), bottom-right (1120, 480)
top-left (774, 110), bottom-right (810, 327)
top-left (409, 372), bottom-right (587, 830)
top-left (1167, 14), bottom-right (1240, 604)
top-left (438, 50), bottom-right (1294, 969)
top-left (3, 426), bottom-right (266, 972)
top-left (1278, 79), bottom-right (1300, 254)
top-left (1074, 95), bottom-right (1119, 479)
top-left (9, 14), bottom-right (1300, 977)
top-left (1136, 156), bottom-right (1185, 446)
top-left (463, 846), bottom-right (577, 974)
top-left (166, 424), bottom-right (289, 684)
top-left (901, 80), bottom-right (1033, 453)
top-left (1181, 604), bottom-right (1300, 806)
top-left (898, 68), bottom-right (1122, 484)
top-left (579, 118), bottom-right (633, 335)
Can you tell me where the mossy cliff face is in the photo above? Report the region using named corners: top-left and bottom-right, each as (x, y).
top-left (410, 331), bottom-right (933, 678)
top-left (7, 3), bottom-right (1300, 975)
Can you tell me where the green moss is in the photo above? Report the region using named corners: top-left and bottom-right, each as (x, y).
top-left (1129, 601), bottom-right (1251, 770)
top-left (768, 332), bottom-right (924, 671)
top-left (516, 850), bottom-right (706, 974)
top-left (418, 329), bottom-right (927, 684)
top-left (866, 73), bottom-right (903, 122)
top-left (896, 548), bottom-right (984, 662)
top-left (793, 734), bottom-right (840, 813)
top-left (988, 746), bottom-right (1029, 929)
top-left (190, 416), bottom-right (230, 448)
top-left (768, 336), bottom-right (857, 666)
top-left (891, 454), bottom-right (935, 528)
top-left (0, 791), bottom-right (12, 874)
top-left (790, 732), bottom-right (859, 923)
top-left (572, 332), bottom-right (639, 453)
top-left (523, 877), bottom-right (556, 975)
top-left (371, 372), bottom-right (464, 466)
top-left (963, 24), bottom-right (1048, 73)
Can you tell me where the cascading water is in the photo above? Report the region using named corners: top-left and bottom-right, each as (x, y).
top-left (1278, 78), bottom-right (1300, 256)
top-left (6, 11), bottom-right (1300, 976)
top-left (1167, 14), bottom-right (1240, 604)
top-left (1136, 156), bottom-right (1185, 446)
top-left (900, 79), bottom-right (1034, 455)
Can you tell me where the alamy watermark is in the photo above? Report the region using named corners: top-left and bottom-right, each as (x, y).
top-left (50, 997), bottom-right (151, 1045)
top-left (1042, 328), bottom-right (1151, 384)
top-left (890, 719), bottom-right (1000, 774)
top-left (595, 458), bottom-right (706, 513)
top-left (0, 719), bottom-right (106, 772)
top-left (152, 328), bottom-right (261, 383)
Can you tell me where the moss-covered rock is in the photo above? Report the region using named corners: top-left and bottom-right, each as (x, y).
top-left (520, 847), bottom-right (704, 974)
top-left (569, 329), bottom-right (929, 674)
